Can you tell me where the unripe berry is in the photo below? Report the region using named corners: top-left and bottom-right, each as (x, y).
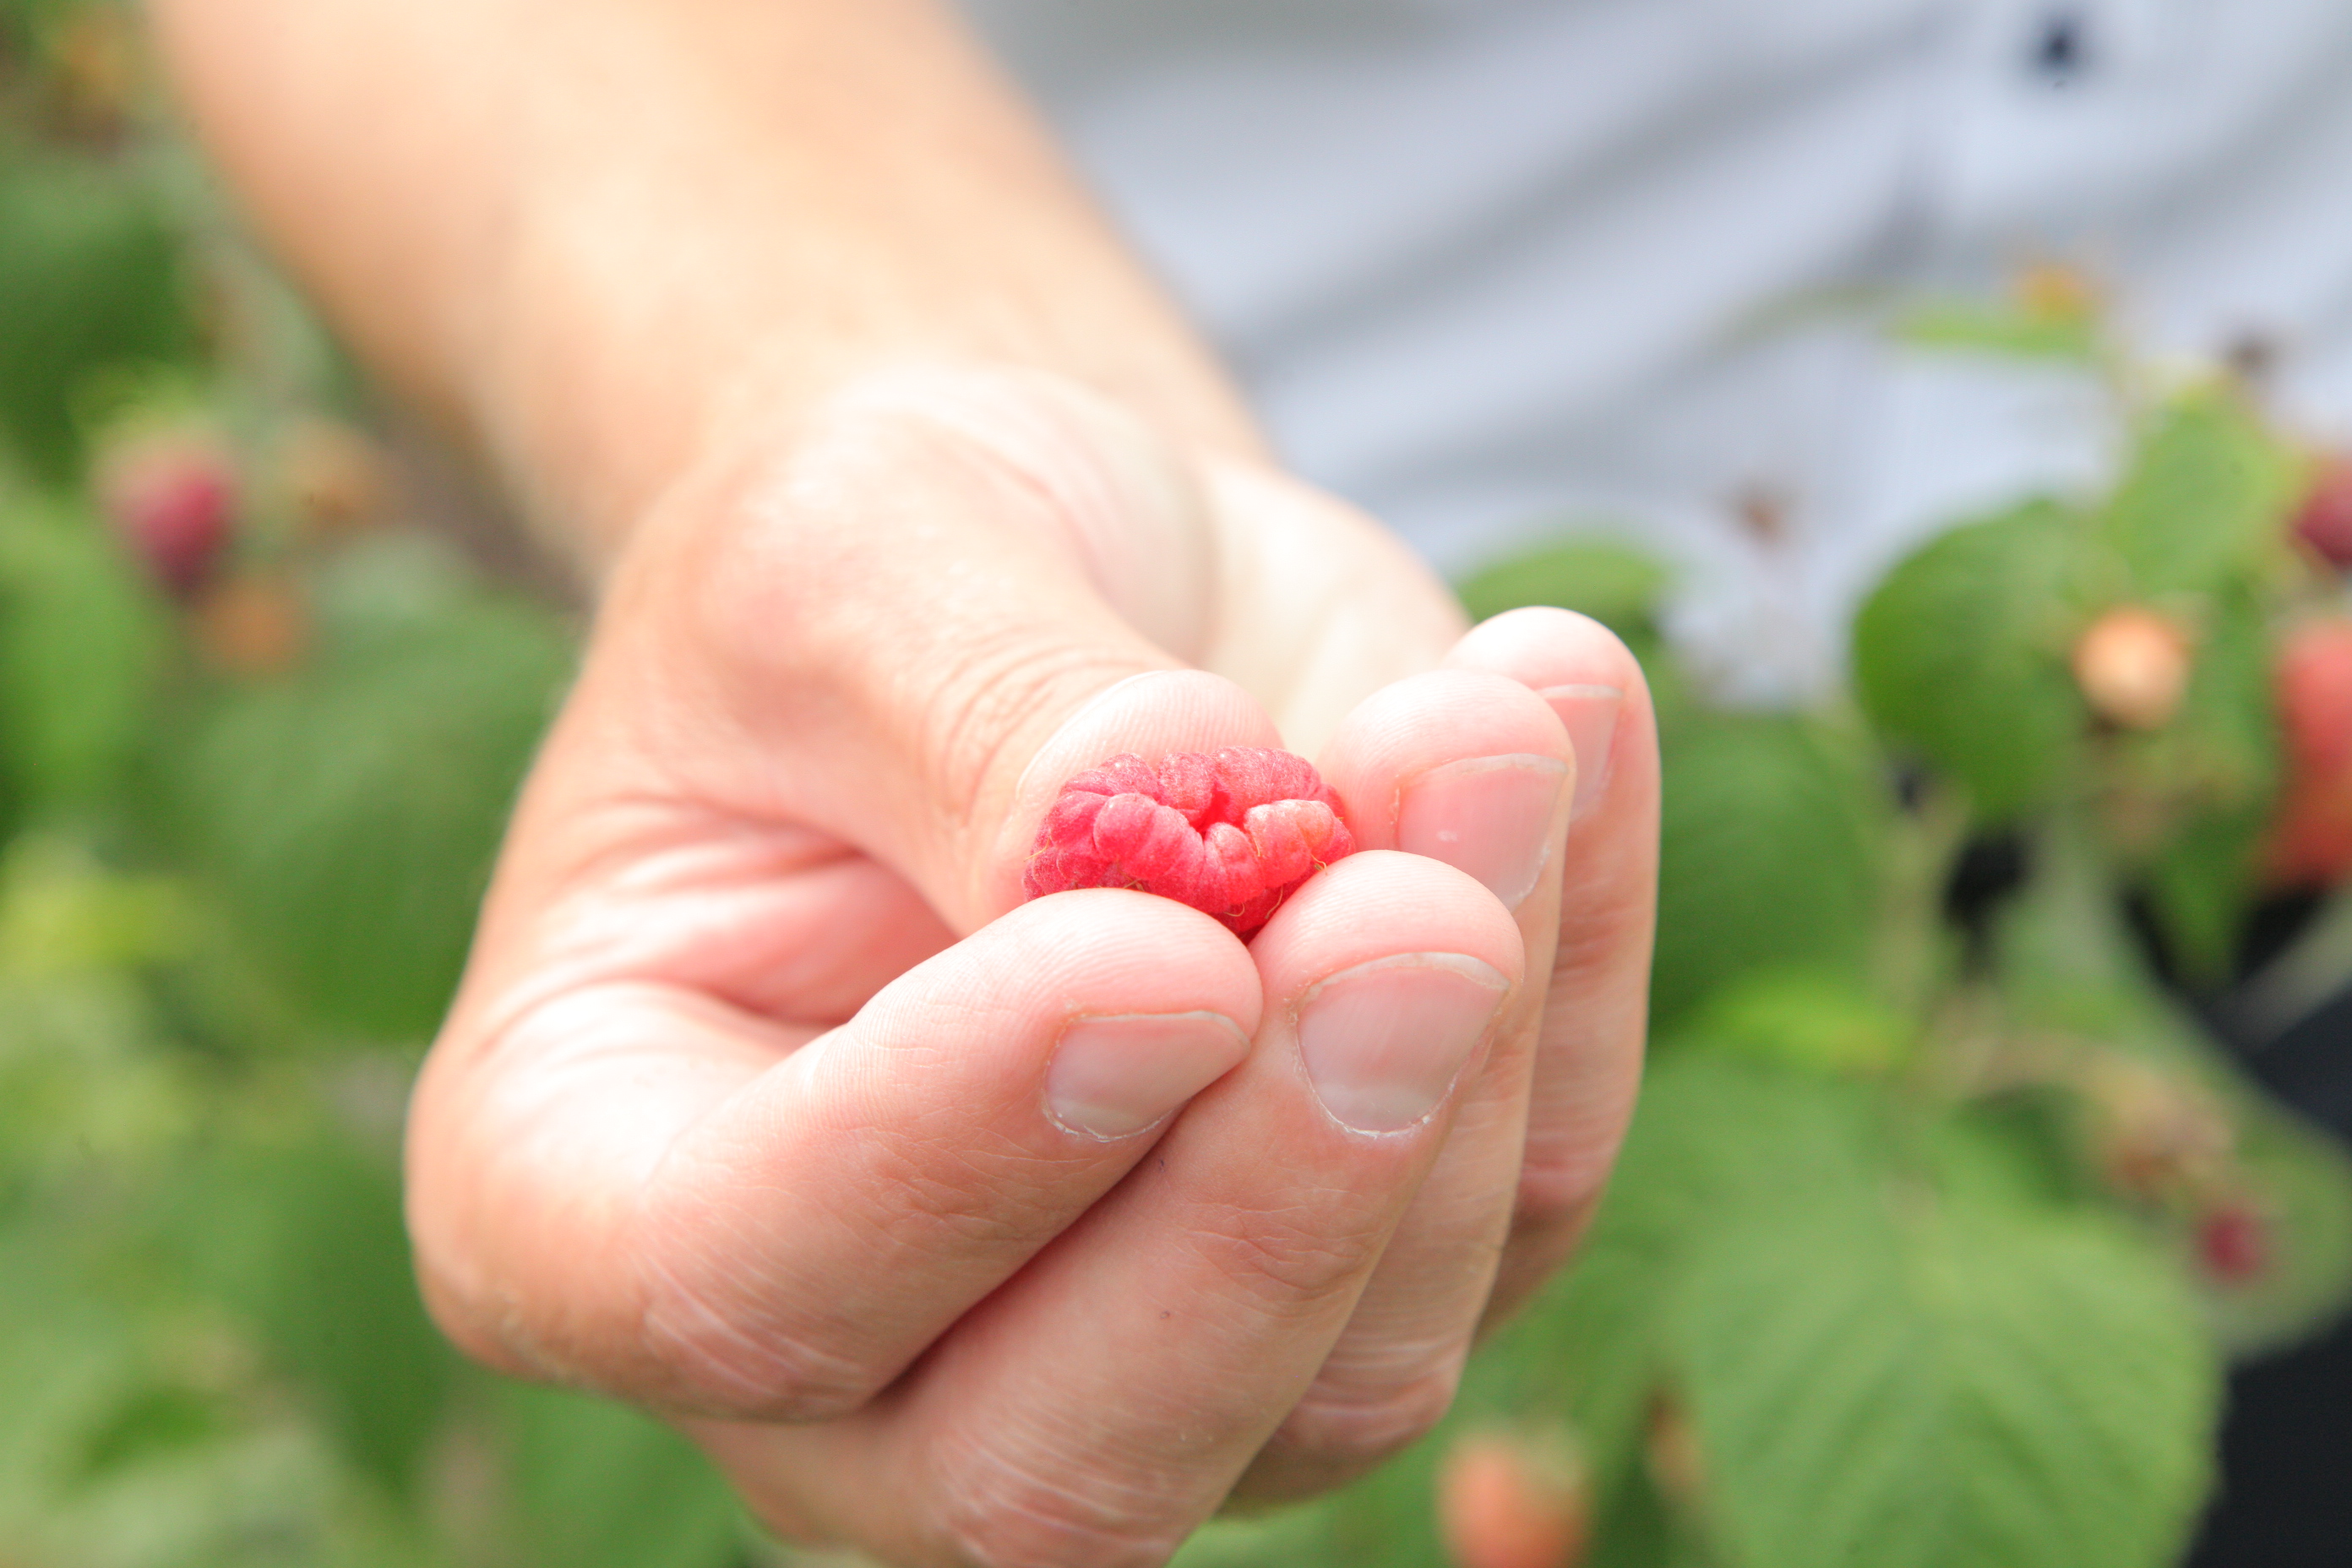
top-left (2071, 607), bottom-right (2192, 731)
top-left (1437, 1429), bottom-right (1590, 1568)
top-left (2197, 1200), bottom-right (2271, 1285)
top-left (2292, 454), bottom-right (2352, 569)
top-left (95, 431), bottom-right (238, 599)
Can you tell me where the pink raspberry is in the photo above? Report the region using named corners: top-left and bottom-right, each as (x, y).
top-left (2197, 1201), bottom-right (2270, 1285)
top-left (95, 431), bottom-right (238, 599)
top-left (1024, 748), bottom-right (1357, 936)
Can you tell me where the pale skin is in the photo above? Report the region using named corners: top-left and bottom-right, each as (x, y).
top-left (147, 2), bottom-right (1660, 1563)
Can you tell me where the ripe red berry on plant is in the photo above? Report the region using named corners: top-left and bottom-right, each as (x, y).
top-left (2197, 1200), bottom-right (2271, 1286)
top-left (1025, 748), bottom-right (1356, 937)
top-left (2291, 452), bottom-right (2352, 569)
top-left (2265, 618), bottom-right (2352, 886)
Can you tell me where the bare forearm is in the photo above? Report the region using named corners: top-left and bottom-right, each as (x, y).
top-left (146, 0), bottom-right (1260, 568)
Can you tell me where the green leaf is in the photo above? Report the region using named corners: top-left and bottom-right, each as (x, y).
top-left (1681, 969), bottom-right (1917, 1075)
top-left (1671, 1186), bottom-right (2217, 1568)
top-left (1587, 1463), bottom-right (1720, 1568)
top-left (0, 972), bottom-right (188, 1189)
top-left (2127, 588), bottom-right (2280, 981)
top-left (1533, 1054), bottom-right (2221, 1568)
top-left (0, 158), bottom-right (199, 479)
top-left (1170, 1502), bottom-right (1349, 1568)
top-left (1924, 1099), bottom-right (2086, 1214)
top-left (2138, 805), bottom-right (2266, 986)
top-left (1652, 713), bottom-right (1886, 1030)
top-left (1516, 1056), bottom-right (1890, 1503)
top-left (1897, 302), bottom-right (2102, 364)
top-left (0, 835), bottom-right (188, 983)
top-left (67, 1384), bottom-right (237, 1484)
top-left (0, 1239), bottom-right (144, 1516)
top-left (172, 591), bottom-right (573, 1037)
top-left (2208, 1096), bottom-right (2352, 1358)
top-left (1991, 820), bottom-right (2153, 1008)
top-left (1320, 1450), bottom-right (1452, 1568)
top-left (0, 494), bottom-right (167, 818)
top-left (1456, 538), bottom-right (1673, 653)
top-left (1852, 499), bottom-right (2088, 822)
top-left (2099, 389), bottom-right (2298, 600)
top-left (502, 1385), bottom-right (745, 1568)
top-left (170, 1136), bottom-right (455, 1500)
top-left (2170, 585), bottom-right (2281, 802)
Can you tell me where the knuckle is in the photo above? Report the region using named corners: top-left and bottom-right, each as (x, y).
top-left (634, 1256), bottom-right (884, 1421)
top-left (1185, 1199), bottom-right (1386, 1312)
top-left (859, 1130), bottom-right (1078, 1256)
top-left (917, 634), bottom-right (1141, 834)
top-left (1516, 1071), bottom-right (1639, 1236)
top-left (715, 381), bottom-right (1157, 822)
top-left (1550, 886), bottom-right (1655, 983)
top-left (1511, 1151), bottom-right (1610, 1234)
top-left (1275, 1364), bottom-right (1465, 1469)
top-left (929, 1440), bottom-right (1188, 1568)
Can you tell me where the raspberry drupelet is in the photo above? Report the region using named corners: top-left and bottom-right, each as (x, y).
top-left (1024, 748), bottom-right (1357, 936)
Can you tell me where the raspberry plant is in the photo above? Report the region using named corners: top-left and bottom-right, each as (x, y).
top-left (1291, 297), bottom-right (2352, 1568)
top-left (0, 6), bottom-right (750, 1563)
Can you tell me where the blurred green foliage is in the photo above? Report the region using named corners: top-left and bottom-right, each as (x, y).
top-left (166, 558), bottom-right (572, 1037)
top-left (0, 157), bottom-right (198, 481)
top-left (1852, 498), bottom-right (2089, 822)
top-left (1648, 713), bottom-right (1886, 1032)
top-left (0, 493), bottom-right (170, 823)
top-left (1456, 539), bottom-right (1672, 666)
top-left (0, 11), bottom-right (760, 1562)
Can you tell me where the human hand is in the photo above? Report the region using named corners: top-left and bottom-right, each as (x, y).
top-left (404, 367), bottom-right (1657, 1565)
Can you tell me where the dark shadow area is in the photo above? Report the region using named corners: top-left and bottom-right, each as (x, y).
top-left (2186, 915), bottom-right (2352, 1565)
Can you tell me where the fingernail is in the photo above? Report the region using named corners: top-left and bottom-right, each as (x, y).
top-left (1048, 1011), bottom-right (1252, 1140)
top-left (1296, 955), bottom-right (1508, 1134)
top-left (1396, 754), bottom-right (1569, 910)
top-left (1538, 684), bottom-right (1623, 818)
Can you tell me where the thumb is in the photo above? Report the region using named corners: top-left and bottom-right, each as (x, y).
top-left (580, 367), bottom-right (1283, 932)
